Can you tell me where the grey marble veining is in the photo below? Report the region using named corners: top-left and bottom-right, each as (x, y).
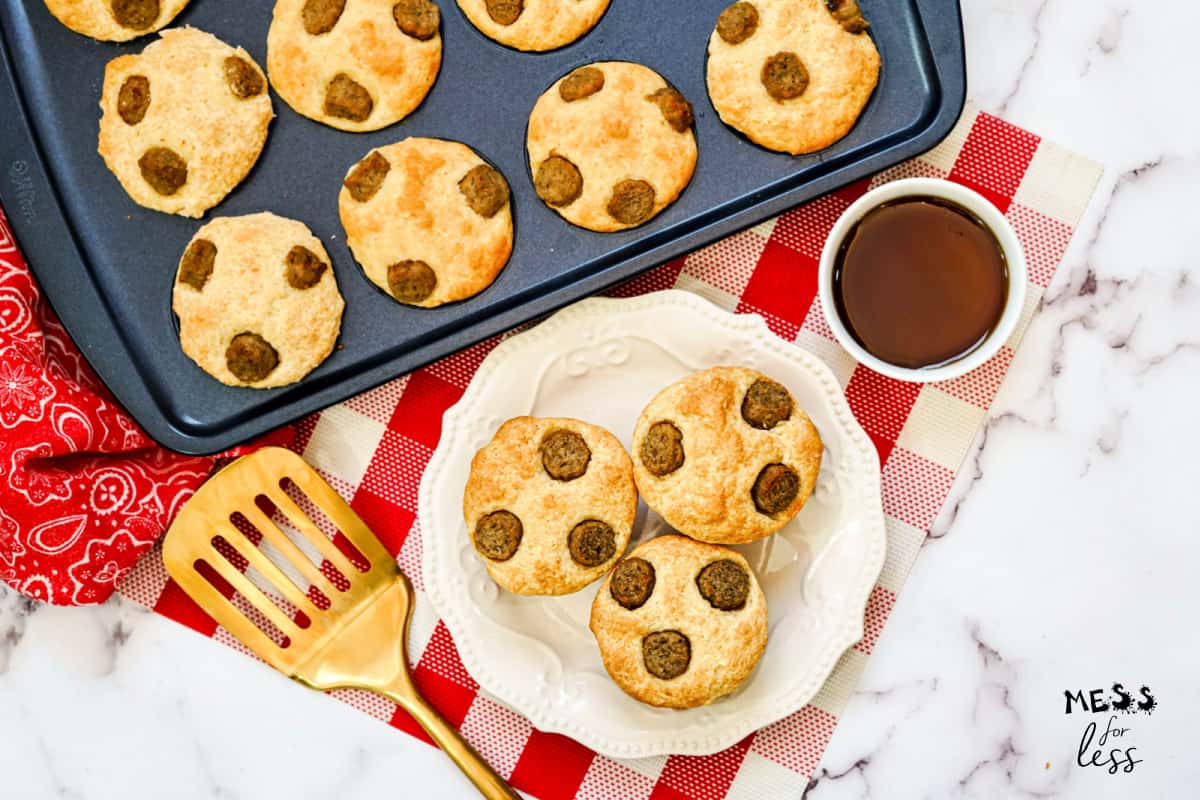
top-left (4, 1), bottom-right (1199, 797)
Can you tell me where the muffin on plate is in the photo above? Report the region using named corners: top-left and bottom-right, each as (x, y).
top-left (631, 366), bottom-right (823, 544)
top-left (590, 534), bottom-right (768, 708)
top-left (463, 417), bottom-right (637, 595)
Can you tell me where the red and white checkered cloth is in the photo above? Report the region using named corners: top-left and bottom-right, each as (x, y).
top-left (114, 106), bottom-right (1101, 800)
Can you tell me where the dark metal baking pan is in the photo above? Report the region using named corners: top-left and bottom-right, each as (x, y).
top-left (0, 0), bottom-right (964, 455)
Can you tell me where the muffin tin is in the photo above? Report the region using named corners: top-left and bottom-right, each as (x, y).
top-left (0, 0), bottom-right (965, 454)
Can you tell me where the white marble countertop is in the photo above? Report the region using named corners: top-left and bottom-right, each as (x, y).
top-left (3, 1), bottom-right (1197, 797)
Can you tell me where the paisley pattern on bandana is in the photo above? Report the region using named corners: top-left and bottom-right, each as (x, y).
top-left (0, 207), bottom-right (291, 605)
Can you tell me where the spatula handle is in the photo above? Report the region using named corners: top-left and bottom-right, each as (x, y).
top-left (387, 688), bottom-right (522, 800)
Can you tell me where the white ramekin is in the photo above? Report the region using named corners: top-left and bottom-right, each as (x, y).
top-left (817, 177), bottom-right (1027, 383)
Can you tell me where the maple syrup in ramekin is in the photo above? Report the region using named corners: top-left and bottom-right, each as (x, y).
top-left (832, 197), bottom-right (1009, 370)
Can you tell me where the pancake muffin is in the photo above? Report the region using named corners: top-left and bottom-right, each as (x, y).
top-left (44, 0), bottom-right (191, 42)
top-left (526, 61), bottom-right (697, 232)
top-left (590, 535), bottom-right (768, 708)
top-left (632, 366), bottom-right (823, 544)
top-left (463, 417), bottom-right (637, 596)
top-left (98, 28), bottom-right (273, 218)
top-left (339, 137), bottom-right (513, 307)
top-left (267, 0), bottom-right (442, 132)
top-left (706, 0), bottom-right (880, 154)
top-left (173, 212), bottom-right (345, 388)
top-left (456, 0), bottom-right (610, 52)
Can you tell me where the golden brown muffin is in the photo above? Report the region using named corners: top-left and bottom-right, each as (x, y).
top-left (590, 535), bottom-right (768, 708)
top-left (266, 0), bottom-right (442, 132)
top-left (526, 61), bottom-right (697, 232)
top-left (98, 27), bottom-right (274, 218)
top-left (338, 138), bottom-right (513, 307)
top-left (631, 366), bottom-right (823, 544)
top-left (706, 0), bottom-right (880, 154)
top-left (44, 0), bottom-right (191, 42)
top-left (463, 417), bottom-right (637, 595)
top-left (456, 0), bottom-right (610, 52)
top-left (172, 212), bottom-right (345, 388)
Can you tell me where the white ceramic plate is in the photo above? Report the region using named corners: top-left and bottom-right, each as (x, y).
top-left (419, 290), bottom-right (885, 758)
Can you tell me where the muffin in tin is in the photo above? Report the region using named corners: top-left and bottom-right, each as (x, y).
top-left (631, 366), bottom-right (823, 544)
top-left (463, 416), bottom-right (637, 595)
top-left (590, 534), bottom-right (768, 708)
top-left (98, 27), bottom-right (273, 218)
top-left (706, 0), bottom-right (880, 154)
top-left (338, 137), bottom-right (514, 308)
top-left (266, 0), bottom-right (442, 132)
top-left (44, 0), bottom-right (192, 42)
top-left (456, 0), bottom-right (610, 52)
top-left (526, 61), bottom-right (698, 232)
top-left (172, 212), bottom-right (344, 388)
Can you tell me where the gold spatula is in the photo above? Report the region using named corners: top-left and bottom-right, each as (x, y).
top-left (162, 446), bottom-right (520, 800)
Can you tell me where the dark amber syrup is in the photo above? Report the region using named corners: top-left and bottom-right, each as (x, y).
top-left (832, 196), bottom-right (1009, 370)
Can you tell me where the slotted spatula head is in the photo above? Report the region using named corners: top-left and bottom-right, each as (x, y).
top-left (162, 446), bottom-right (410, 690)
top-left (162, 447), bottom-right (522, 800)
